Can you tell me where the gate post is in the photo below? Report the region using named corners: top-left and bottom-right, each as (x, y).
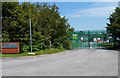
top-left (88, 30), bottom-right (90, 49)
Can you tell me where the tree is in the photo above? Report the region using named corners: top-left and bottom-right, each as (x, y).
top-left (2, 2), bottom-right (73, 52)
top-left (2, 2), bottom-right (19, 42)
top-left (106, 7), bottom-right (120, 41)
top-left (106, 7), bottom-right (120, 49)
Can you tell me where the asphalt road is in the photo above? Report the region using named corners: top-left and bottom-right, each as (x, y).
top-left (2, 49), bottom-right (118, 76)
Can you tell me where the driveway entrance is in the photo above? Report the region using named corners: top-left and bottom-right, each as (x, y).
top-left (2, 49), bottom-right (118, 76)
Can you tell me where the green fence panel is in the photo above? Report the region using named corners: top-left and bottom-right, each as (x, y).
top-left (70, 30), bottom-right (106, 49)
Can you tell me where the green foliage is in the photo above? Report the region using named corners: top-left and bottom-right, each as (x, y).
top-left (99, 42), bottom-right (120, 49)
top-left (106, 7), bottom-right (120, 49)
top-left (2, 2), bottom-right (73, 52)
top-left (21, 45), bottom-right (30, 52)
top-left (106, 7), bottom-right (120, 39)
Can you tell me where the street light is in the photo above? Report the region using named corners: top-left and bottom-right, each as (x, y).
top-left (28, 19), bottom-right (35, 55)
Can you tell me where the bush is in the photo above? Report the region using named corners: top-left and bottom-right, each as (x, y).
top-left (20, 43), bottom-right (30, 52)
top-left (99, 41), bottom-right (120, 49)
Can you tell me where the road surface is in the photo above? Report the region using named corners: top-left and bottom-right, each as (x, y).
top-left (2, 49), bottom-right (118, 76)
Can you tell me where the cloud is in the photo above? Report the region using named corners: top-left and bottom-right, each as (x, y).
top-left (67, 3), bottom-right (117, 18)
top-left (70, 14), bottom-right (81, 18)
top-left (91, 2), bottom-right (118, 7)
top-left (75, 2), bottom-right (118, 17)
top-left (78, 6), bottom-right (116, 17)
top-left (61, 16), bottom-right (64, 18)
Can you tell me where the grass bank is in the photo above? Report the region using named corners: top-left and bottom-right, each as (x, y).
top-left (99, 42), bottom-right (120, 49)
top-left (0, 49), bottom-right (66, 57)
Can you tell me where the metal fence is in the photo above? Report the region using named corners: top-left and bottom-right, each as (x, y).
top-left (69, 30), bottom-right (107, 49)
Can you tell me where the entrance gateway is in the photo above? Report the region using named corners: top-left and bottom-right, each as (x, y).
top-left (69, 30), bottom-right (107, 49)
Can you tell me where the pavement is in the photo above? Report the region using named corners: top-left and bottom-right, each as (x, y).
top-left (1, 49), bottom-right (118, 76)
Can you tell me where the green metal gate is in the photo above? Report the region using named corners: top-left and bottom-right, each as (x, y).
top-left (69, 30), bottom-right (106, 49)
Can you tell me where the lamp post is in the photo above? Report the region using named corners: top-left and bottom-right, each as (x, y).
top-left (28, 19), bottom-right (35, 54)
top-left (29, 19), bottom-right (32, 52)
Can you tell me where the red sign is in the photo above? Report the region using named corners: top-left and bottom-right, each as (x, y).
top-left (1, 42), bottom-right (20, 53)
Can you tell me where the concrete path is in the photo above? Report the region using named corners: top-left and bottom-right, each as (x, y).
top-left (2, 49), bottom-right (118, 76)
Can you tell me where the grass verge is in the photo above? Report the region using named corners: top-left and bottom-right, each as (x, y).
top-left (0, 49), bottom-right (66, 57)
top-left (99, 42), bottom-right (120, 49)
